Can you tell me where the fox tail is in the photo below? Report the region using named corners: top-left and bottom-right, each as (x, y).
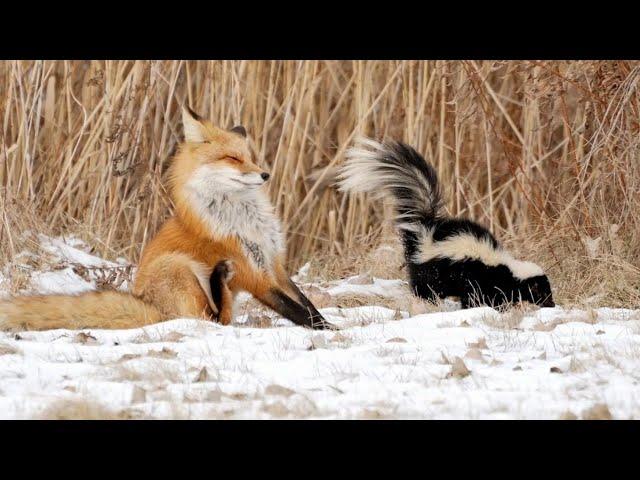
top-left (0, 290), bottom-right (164, 331)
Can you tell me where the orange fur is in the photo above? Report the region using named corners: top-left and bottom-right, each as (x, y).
top-left (0, 107), bottom-right (332, 331)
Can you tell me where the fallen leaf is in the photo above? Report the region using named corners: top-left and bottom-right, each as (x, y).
top-left (512, 366), bottom-right (523, 371)
top-left (467, 338), bottom-right (488, 349)
top-left (550, 366), bottom-right (563, 374)
top-left (194, 367), bottom-right (210, 383)
top-left (206, 390), bottom-right (222, 402)
top-left (0, 343), bottom-right (19, 356)
top-left (263, 401), bottom-right (289, 417)
top-left (569, 357), bottom-right (585, 373)
top-left (386, 337), bottom-right (407, 343)
top-left (118, 353), bottom-right (141, 362)
top-left (74, 332), bottom-right (98, 345)
top-left (330, 333), bottom-right (349, 343)
top-left (559, 411), bottom-right (578, 420)
top-left (147, 347), bottom-right (177, 359)
top-left (303, 285), bottom-right (333, 308)
top-left (449, 357), bottom-right (471, 379)
top-left (265, 384), bottom-right (296, 397)
top-left (596, 330), bottom-right (605, 335)
top-left (131, 332), bottom-right (153, 344)
top-left (131, 386), bottom-right (146, 404)
top-left (582, 403), bottom-right (612, 420)
top-left (228, 393), bottom-right (248, 401)
top-left (533, 320), bottom-right (561, 332)
top-left (183, 392), bottom-right (202, 403)
top-left (163, 331), bottom-right (186, 342)
top-left (465, 348), bottom-right (484, 361)
top-left (360, 409), bottom-right (386, 419)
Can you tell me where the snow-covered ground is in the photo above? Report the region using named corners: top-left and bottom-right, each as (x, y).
top-left (1, 236), bottom-right (639, 419)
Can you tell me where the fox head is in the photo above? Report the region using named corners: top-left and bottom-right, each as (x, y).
top-left (169, 107), bottom-right (270, 201)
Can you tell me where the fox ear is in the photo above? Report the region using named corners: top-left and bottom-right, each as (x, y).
top-left (182, 106), bottom-right (205, 143)
top-left (230, 125), bottom-right (247, 138)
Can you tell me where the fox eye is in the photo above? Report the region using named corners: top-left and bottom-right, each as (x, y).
top-left (227, 156), bottom-right (243, 163)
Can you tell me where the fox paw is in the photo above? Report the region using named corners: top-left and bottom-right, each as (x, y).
top-left (213, 260), bottom-right (235, 283)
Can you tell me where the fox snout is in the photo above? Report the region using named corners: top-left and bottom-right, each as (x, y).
top-left (240, 170), bottom-right (270, 187)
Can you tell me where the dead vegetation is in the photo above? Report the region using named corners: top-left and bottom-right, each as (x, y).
top-left (36, 398), bottom-right (139, 420)
top-left (1, 60), bottom-right (639, 308)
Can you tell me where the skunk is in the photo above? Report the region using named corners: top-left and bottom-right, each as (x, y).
top-left (337, 138), bottom-right (555, 309)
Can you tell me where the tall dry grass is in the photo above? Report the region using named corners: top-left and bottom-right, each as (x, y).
top-left (1, 60), bottom-right (639, 306)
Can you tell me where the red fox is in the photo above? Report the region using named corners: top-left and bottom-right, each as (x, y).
top-left (0, 107), bottom-right (333, 331)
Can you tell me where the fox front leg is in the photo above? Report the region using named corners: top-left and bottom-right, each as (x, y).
top-left (267, 288), bottom-right (336, 330)
top-left (270, 261), bottom-right (335, 330)
top-left (228, 260), bottom-right (335, 330)
top-left (286, 278), bottom-right (327, 320)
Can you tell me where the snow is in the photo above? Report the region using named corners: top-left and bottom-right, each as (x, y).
top-left (1, 236), bottom-right (640, 419)
top-left (29, 269), bottom-right (93, 295)
top-left (324, 276), bottom-right (406, 298)
top-left (38, 235), bottom-right (121, 269)
top-left (2, 234), bottom-right (132, 296)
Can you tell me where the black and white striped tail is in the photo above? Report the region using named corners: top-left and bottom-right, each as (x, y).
top-left (337, 138), bottom-right (442, 229)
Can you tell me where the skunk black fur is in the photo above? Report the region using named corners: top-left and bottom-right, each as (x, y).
top-left (338, 138), bottom-right (554, 309)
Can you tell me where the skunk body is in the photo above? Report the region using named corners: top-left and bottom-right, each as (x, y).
top-left (338, 139), bottom-right (554, 309)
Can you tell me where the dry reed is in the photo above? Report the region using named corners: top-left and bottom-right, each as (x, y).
top-left (1, 60), bottom-right (639, 307)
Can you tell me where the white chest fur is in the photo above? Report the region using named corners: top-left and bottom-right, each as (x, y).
top-left (188, 188), bottom-right (285, 271)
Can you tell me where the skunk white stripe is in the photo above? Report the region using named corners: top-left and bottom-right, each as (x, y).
top-left (337, 137), bottom-right (439, 223)
top-left (502, 257), bottom-right (545, 281)
top-left (414, 230), bottom-right (544, 280)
